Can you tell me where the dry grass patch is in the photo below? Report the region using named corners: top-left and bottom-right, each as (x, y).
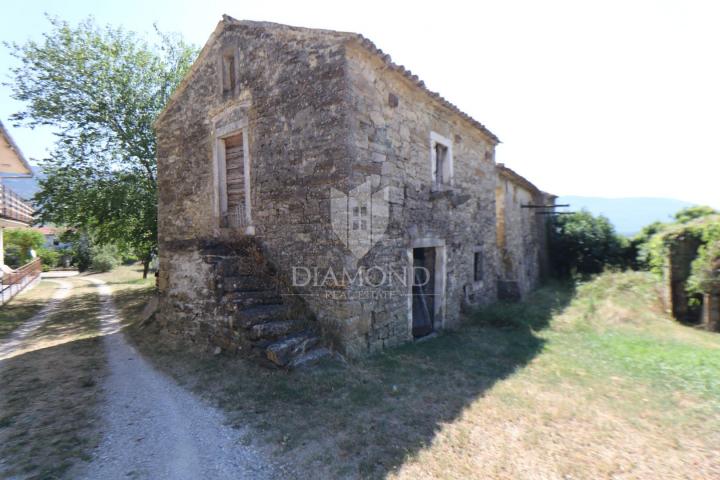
top-left (125, 281), bottom-right (570, 478)
top-left (123, 271), bottom-right (720, 479)
top-left (0, 278), bottom-right (106, 479)
top-left (0, 280), bottom-right (57, 340)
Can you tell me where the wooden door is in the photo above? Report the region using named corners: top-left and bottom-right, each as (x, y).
top-left (224, 133), bottom-right (244, 225)
top-left (412, 247), bottom-right (435, 338)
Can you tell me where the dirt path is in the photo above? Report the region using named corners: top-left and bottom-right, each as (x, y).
top-left (0, 279), bottom-right (72, 360)
top-left (75, 277), bottom-right (276, 480)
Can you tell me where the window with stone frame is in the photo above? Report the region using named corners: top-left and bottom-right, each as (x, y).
top-left (430, 132), bottom-right (453, 188)
top-left (473, 250), bottom-right (483, 282)
top-left (222, 53), bottom-right (236, 93)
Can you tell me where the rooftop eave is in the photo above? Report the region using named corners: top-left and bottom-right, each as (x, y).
top-left (0, 120), bottom-right (34, 176)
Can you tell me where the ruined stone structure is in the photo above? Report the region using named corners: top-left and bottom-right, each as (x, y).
top-left (660, 220), bottom-right (720, 331)
top-left (155, 17), bottom-right (553, 365)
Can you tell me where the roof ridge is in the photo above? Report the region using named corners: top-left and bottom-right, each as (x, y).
top-left (350, 34), bottom-right (499, 144)
top-left (156, 16), bottom-right (500, 145)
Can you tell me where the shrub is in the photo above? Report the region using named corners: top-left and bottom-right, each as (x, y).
top-left (549, 210), bottom-right (629, 277)
top-left (90, 252), bottom-right (119, 272)
top-left (674, 206), bottom-right (718, 224)
top-left (36, 247), bottom-right (61, 271)
top-left (3, 245), bottom-right (23, 269)
top-left (89, 244), bottom-right (120, 272)
top-left (687, 221), bottom-right (720, 295)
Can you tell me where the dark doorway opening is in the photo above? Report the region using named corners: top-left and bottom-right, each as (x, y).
top-left (412, 247), bottom-right (436, 338)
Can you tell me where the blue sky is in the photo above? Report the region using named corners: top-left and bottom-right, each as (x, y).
top-left (1, 0), bottom-right (718, 208)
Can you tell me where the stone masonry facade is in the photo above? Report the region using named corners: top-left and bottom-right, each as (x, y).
top-left (154, 17), bottom-right (553, 362)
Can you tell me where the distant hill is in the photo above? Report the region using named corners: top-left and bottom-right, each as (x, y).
top-left (1, 165), bottom-right (43, 200)
top-left (556, 196), bottom-right (697, 236)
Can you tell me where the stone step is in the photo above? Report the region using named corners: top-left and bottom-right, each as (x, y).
top-left (265, 333), bottom-right (320, 367)
top-left (222, 275), bottom-right (272, 292)
top-left (227, 290), bottom-right (283, 308)
top-left (236, 304), bottom-right (290, 328)
top-left (248, 320), bottom-right (301, 341)
top-left (289, 347), bottom-right (333, 369)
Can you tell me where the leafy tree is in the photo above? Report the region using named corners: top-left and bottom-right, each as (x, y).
top-left (4, 228), bottom-right (45, 265)
top-left (687, 221), bottom-right (720, 295)
top-left (58, 229), bottom-right (93, 272)
top-left (674, 206), bottom-right (718, 224)
top-left (5, 16), bottom-right (196, 277)
top-left (632, 221), bottom-right (667, 270)
top-left (549, 210), bottom-right (628, 276)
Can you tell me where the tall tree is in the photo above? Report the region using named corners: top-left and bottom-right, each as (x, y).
top-left (5, 16), bottom-right (196, 277)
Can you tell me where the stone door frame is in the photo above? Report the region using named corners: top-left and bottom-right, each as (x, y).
top-left (212, 118), bottom-right (254, 235)
top-left (406, 237), bottom-right (447, 338)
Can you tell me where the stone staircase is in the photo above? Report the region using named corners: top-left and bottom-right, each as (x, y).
top-left (215, 241), bottom-right (331, 369)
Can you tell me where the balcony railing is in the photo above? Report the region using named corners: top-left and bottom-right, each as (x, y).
top-left (1, 258), bottom-right (42, 305)
top-left (0, 183), bottom-right (34, 225)
top-left (3, 258), bottom-right (42, 286)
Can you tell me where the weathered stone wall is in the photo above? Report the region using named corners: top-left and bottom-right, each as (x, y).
top-left (495, 177), bottom-right (549, 299)
top-left (341, 44), bottom-right (500, 353)
top-left (156, 21), bottom-right (359, 350)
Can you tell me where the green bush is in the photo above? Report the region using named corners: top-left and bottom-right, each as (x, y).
top-left (674, 206), bottom-right (718, 224)
top-left (688, 221), bottom-right (720, 295)
top-left (36, 247), bottom-right (61, 271)
top-left (549, 210), bottom-right (629, 277)
top-left (3, 244), bottom-right (23, 269)
top-left (89, 244), bottom-right (120, 272)
top-left (90, 252), bottom-right (119, 272)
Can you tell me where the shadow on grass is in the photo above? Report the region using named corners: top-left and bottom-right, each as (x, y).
top-left (129, 280), bottom-right (575, 478)
top-left (0, 321), bottom-right (105, 479)
top-left (30, 289), bottom-right (102, 344)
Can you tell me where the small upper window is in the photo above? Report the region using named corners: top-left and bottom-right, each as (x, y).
top-left (473, 251), bottom-right (483, 282)
top-left (435, 143), bottom-right (448, 184)
top-left (222, 53), bottom-right (236, 93)
top-left (430, 132), bottom-right (453, 188)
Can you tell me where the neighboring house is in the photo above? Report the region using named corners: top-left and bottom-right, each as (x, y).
top-left (0, 120), bottom-right (40, 304)
top-left (155, 17), bottom-right (554, 365)
top-left (34, 226), bottom-right (69, 250)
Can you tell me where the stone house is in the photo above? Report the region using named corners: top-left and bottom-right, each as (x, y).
top-left (154, 16), bottom-right (553, 366)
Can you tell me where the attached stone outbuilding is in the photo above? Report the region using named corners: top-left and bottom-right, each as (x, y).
top-left (154, 16), bottom-right (552, 364)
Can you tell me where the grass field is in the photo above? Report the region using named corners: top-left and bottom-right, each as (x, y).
top-left (3, 267), bottom-right (717, 478)
top-left (0, 280), bottom-right (57, 340)
top-left (127, 271), bottom-right (720, 478)
top-left (0, 277), bottom-right (105, 479)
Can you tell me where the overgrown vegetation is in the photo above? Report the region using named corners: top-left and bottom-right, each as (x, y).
top-left (549, 206), bottom-right (720, 305)
top-left (631, 206), bottom-right (720, 299)
top-left (5, 16), bottom-right (197, 277)
top-left (548, 210), bottom-right (630, 276)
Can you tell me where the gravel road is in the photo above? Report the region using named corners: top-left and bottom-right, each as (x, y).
top-left (76, 277), bottom-right (276, 480)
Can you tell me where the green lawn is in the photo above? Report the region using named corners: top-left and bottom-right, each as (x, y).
top-left (124, 270), bottom-right (720, 478)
